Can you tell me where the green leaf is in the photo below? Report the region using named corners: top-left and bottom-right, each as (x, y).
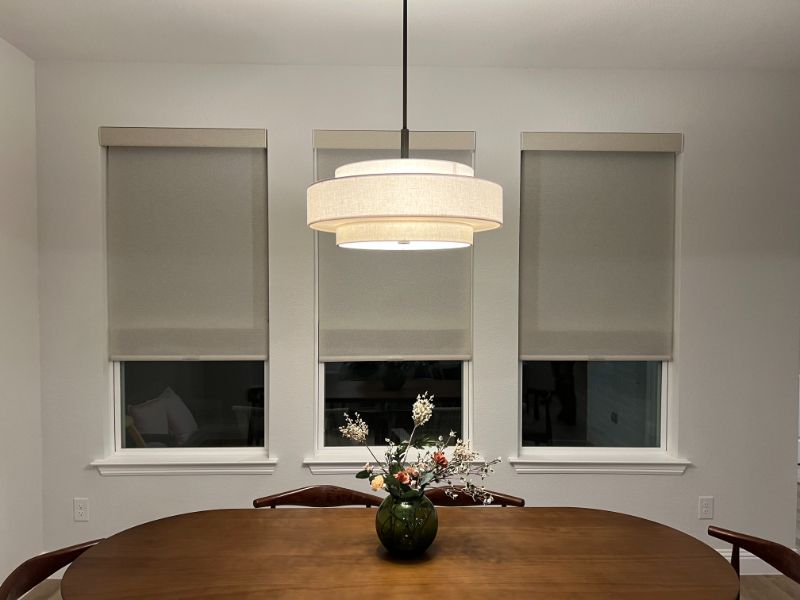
top-left (355, 470), bottom-right (370, 479)
top-left (400, 489), bottom-right (424, 501)
top-left (411, 435), bottom-right (438, 449)
top-left (418, 472), bottom-right (434, 487)
top-left (383, 477), bottom-right (405, 496)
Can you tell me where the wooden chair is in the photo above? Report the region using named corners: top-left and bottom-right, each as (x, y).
top-left (0, 539), bottom-right (101, 600)
top-left (425, 486), bottom-right (525, 507)
top-left (708, 525), bottom-right (800, 583)
top-left (253, 485), bottom-right (383, 508)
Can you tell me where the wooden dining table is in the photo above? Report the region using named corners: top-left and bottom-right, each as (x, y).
top-left (61, 506), bottom-right (739, 599)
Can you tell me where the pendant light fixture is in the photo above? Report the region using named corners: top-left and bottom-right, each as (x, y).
top-left (306, 0), bottom-right (503, 250)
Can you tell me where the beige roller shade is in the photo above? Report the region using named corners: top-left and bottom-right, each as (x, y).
top-left (520, 137), bottom-right (677, 360)
top-left (106, 142), bottom-right (268, 360)
top-left (315, 131), bottom-right (474, 361)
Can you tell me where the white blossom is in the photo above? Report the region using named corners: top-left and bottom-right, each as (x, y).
top-left (339, 391), bottom-right (502, 505)
top-left (339, 412), bottom-right (369, 444)
top-left (453, 439), bottom-right (480, 462)
top-left (411, 391), bottom-right (435, 427)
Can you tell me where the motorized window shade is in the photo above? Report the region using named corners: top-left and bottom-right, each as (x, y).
top-left (315, 130), bottom-right (474, 362)
top-left (103, 128), bottom-right (268, 360)
top-left (519, 132), bottom-right (680, 360)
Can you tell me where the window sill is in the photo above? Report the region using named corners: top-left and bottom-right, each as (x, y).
top-left (508, 451), bottom-right (690, 475)
top-left (91, 449), bottom-right (278, 476)
top-left (303, 457), bottom-right (370, 475)
top-left (303, 454), bottom-right (495, 476)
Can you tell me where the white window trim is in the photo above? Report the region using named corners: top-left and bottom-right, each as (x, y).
top-left (305, 361), bottom-right (473, 475)
top-left (307, 132), bottom-right (477, 475)
top-left (510, 361), bottom-right (691, 475)
top-left (94, 126), bottom-right (275, 475)
top-left (511, 134), bottom-right (687, 475)
top-left (91, 362), bottom-right (277, 476)
top-left (508, 449), bottom-right (691, 475)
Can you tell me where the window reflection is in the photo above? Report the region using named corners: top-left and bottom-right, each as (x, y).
top-left (522, 361), bottom-right (661, 447)
top-left (121, 361), bottom-right (264, 448)
top-left (324, 361), bottom-right (463, 447)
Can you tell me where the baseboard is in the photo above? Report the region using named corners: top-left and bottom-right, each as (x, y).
top-left (717, 548), bottom-right (794, 576)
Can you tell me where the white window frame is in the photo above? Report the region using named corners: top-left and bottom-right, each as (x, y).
top-left (305, 130), bottom-right (477, 475)
top-left (509, 132), bottom-right (690, 475)
top-left (305, 360), bottom-right (473, 475)
top-left (92, 362), bottom-right (275, 476)
top-left (510, 361), bottom-right (689, 474)
top-left (92, 127), bottom-right (276, 476)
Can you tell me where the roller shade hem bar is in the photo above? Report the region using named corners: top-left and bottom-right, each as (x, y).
top-left (521, 354), bottom-right (671, 361)
top-left (100, 127), bottom-right (267, 148)
top-left (521, 132), bottom-right (682, 153)
top-left (320, 355), bottom-right (472, 363)
top-left (314, 130), bottom-right (474, 151)
top-left (111, 355), bottom-right (267, 362)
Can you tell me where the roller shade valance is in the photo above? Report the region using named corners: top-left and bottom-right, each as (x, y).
top-left (105, 131), bottom-right (268, 361)
top-left (519, 133), bottom-right (679, 360)
top-left (99, 127), bottom-right (267, 148)
top-left (315, 131), bottom-right (474, 362)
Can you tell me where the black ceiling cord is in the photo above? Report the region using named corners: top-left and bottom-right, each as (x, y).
top-left (400, 0), bottom-right (409, 159)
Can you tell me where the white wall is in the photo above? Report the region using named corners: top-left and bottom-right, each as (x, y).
top-left (34, 62), bottom-right (800, 553)
top-left (0, 38), bottom-right (42, 575)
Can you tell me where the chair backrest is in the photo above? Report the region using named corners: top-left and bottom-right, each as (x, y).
top-left (708, 525), bottom-right (800, 582)
top-left (425, 486), bottom-right (525, 507)
top-left (0, 539), bottom-right (101, 600)
top-left (253, 485), bottom-right (383, 508)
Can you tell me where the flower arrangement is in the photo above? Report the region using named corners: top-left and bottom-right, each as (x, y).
top-left (340, 391), bottom-right (501, 504)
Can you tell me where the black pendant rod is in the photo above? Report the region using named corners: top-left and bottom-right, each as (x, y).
top-left (400, 0), bottom-right (409, 159)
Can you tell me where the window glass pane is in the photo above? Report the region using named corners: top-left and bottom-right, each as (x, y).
top-left (324, 361), bottom-right (462, 447)
top-left (521, 361), bottom-right (660, 447)
top-left (121, 361), bottom-right (264, 448)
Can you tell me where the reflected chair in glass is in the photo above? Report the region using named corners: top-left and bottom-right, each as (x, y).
top-left (253, 485), bottom-right (383, 508)
top-left (425, 486), bottom-right (525, 507)
top-left (0, 539), bottom-right (101, 600)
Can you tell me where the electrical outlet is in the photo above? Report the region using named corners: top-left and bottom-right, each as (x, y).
top-left (73, 498), bottom-right (89, 522)
top-left (698, 496), bottom-right (714, 520)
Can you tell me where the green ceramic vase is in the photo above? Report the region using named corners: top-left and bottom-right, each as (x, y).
top-left (375, 492), bottom-right (438, 557)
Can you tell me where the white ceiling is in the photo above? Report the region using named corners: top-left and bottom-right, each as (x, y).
top-left (1, 0), bottom-right (799, 70)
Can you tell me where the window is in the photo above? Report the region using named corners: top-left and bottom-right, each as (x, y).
top-left (101, 127), bottom-right (268, 452)
top-left (522, 360), bottom-right (661, 447)
top-left (324, 360), bottom-right (463, 447)
top-left (313, 131), bottom-right (475, 452)
top-left (120, 361), bottom-right (264, 448)
top-left (518, 133), bottom-right (680, 452)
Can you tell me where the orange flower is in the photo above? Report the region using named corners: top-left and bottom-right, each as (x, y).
top-left (404, 466), bottom-right (419, 478)
top-left (433, 451), bottom-right (448, 468)
top-left (394, 471), bottom-right (411, 484)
